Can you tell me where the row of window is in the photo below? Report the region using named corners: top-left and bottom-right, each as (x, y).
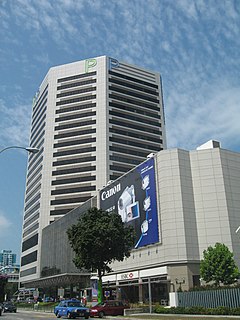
top-left (52, 175), bottom-right (96, 186)
top-left (57, 71), bottom-right (96, 83)
top-left (25, 193), bottom-right (41, 211)
top-left (109, 93), bottom-right (159, 112)
top-left (109, 86), bottom-right (159, 104)
top-left (26, 165), bottom-right (42, 186)
top-left (53, 156), bottom-right (96, 167)
top-left (23, 213), bottom-right (39, 230)
top-left (27, 156), bottom-right (43, 179)
top-left (56, 102), bottom-right (96, 114)
top-left (52, 165), bottom-right (96, 176)
top-left (53, 146), bottom-right (96, 157)
top-left (20, 266), bottom-right (36, 277)
top-left (28, 147), bottom-right (43, 171)
top-left (21, 250), bottom-right (37, 267)
top-left (54, 137), bottom-right (96, 149)
top-left (109, 70), bottom-right (158, 89)
top-left (109, 77), bottom-right (158, 96)
top-left (32, 85), bottom-right (48, 114)
top-left (55, 119), bottom-right (96, 131)
top-left (51, 185), bottom-right (96, 195)
top-left (56, 94), bottom-right (96, 106)
top-left (110, 155), bottom-right (142, 165)
top-left (55, 111), bottom-right (96, 123)
top-left (57, 78), bottom-right (96, 90)
top-left (110, 165), bottom-right (132, 173)
top-left (30, 122), bottom-right (46, 146)
top-left (31, 105), bottom-right (47, 133)
top-left (109, 110), bottom-right (160, 127)
top-left (32, 101), bottom-right (47, 134)
top-left (110, 145), bottom-right (149, 158)
top-left (56, 86), bottom-right (96, 98)
top-left (110, 127), bottom-right (162, 143)
top-left (109, 119), bottom-right (160, 135)
top-left (50, 208), bottom-right (73, 216)
top-left (25, 175), bottom-right (42, 197)
top-left (25, 184), bottom-right (41, 204)
top-left (24, 203), bottom-right (40, 220)
top-left (51, 195), bottom-right (92, 205)
top-left (23, 223), bottom-right (39, 238)
top-left (32, 135), bottom-right (44, 153)
top-left (22, 234), bottom-right (38, 253)
top-left (110, 137), bottom-right (161, 151)
top-left (54, 128), bottom-right (96, 140)
top-left (31, 114), bottom-right (46, 142)
top-left (110, 174), bottom-right (122, 180)
top-left (109, 101), bottom-right (160, 119)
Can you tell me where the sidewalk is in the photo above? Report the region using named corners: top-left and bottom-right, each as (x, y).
top-left (18, 309), bottom-right (240, 319)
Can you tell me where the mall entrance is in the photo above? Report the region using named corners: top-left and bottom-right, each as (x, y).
top-left (103, 278), bottom-right (169, 304)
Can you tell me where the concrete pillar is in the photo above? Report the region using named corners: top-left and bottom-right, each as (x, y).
top-left (138, 278), bottom-right (143, 303)
top-left (116, 281), bottom-right (121, 300)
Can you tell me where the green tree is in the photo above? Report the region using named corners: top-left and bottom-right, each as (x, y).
top-left (5, 282), bottom-right (18, 300)
top-left (67, 207), bottom-right (135, 303)
top-left (0, 274), bottom-right (8, 301)
top-left (200, 243), bottom-right (239, 286)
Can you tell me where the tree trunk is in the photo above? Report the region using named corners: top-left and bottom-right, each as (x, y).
top-left (97, 270), bottom-right (103, 303)
top-left (0, 279), bottom-right (7, 301)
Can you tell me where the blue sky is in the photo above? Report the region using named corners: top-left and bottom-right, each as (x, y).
top-left (0, 0), bottom-right (240, 262)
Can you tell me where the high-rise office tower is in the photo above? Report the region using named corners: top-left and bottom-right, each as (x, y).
top-left (20, 56), bottom-right (166, 284)
top-left (0, 250), bottom-right (17, 267)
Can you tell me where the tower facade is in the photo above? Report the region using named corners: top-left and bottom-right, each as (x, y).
top-left (0, 250), bottom-right (17, 267)
top-left (20, 56), bottom-right (166, 284)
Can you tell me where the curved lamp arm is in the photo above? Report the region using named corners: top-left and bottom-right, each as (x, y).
top-left (0, 146), bottom-right (39, 155)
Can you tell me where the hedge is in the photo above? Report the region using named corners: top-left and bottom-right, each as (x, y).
top-left (154, 305), bottom-right (240, 315)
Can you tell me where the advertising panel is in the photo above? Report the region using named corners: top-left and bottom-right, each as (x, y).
top-left (100, 157), bottom-right (159, 248)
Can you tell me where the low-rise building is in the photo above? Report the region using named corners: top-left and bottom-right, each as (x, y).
top-left (20, 141), bottom-right (240, 303)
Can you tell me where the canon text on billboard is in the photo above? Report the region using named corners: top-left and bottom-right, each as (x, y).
top-left (100, 158), bottom-right (159, 249)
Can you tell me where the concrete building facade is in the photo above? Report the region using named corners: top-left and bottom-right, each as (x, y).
top-left (20, 56), bottom-right (166, 285)
top-left (21, 142), bottom-right (240, 304)
top-left (0, 250), bottom-right (17, 267)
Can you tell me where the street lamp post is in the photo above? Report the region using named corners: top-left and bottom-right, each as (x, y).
top-left (175, 278), bottom-right (185, 291)
top-left (0, 145), bottom-right (39, 301)
top-left (0, 146), bottom-right (39, 155)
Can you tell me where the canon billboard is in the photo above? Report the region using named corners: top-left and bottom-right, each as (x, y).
top-left (100, 157), bottom-right (159, 248)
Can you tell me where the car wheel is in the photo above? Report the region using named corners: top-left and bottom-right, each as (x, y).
top-left (84, 316), bottom-right (89, 319)
top-left (56, 311), bottom-right (61, 318)
top-left (67, 312), bottom-right (72, 319)
top-left (99, 311), bottom-right (105, 318)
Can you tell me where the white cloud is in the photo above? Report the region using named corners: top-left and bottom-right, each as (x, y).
top-left (0, 99), bottom-right (31, 148)
top-left (0, 0), bottom-right (239, 153)
top-left (166, 84), bottom-right (240, 150)
top-left (0, 212), bottom-right (12, 236)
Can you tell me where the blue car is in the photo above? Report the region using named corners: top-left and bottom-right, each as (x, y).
top-left (54, 299), bottom-right (90, 319)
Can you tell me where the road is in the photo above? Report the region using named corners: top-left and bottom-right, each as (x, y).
top-left (1, 310), bottom-right (56, 319)
top-left (2, 311), bottom-right (240, 320)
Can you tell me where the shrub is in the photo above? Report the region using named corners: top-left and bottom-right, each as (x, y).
top-left (154, 305), bottom-right (240, 315)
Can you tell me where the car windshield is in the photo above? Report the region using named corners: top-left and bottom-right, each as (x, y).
top-left (68, 302), bottom-right (83, 307)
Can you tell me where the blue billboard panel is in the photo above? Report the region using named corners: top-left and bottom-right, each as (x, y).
top-left (100, 157), bottom-right (159, 248)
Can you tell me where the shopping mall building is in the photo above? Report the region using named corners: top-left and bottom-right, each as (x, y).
top-left (20, 140), bottom-right (240, 304)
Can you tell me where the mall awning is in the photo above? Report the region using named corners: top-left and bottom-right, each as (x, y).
top-left (21, 273), bottom-right (91, 288)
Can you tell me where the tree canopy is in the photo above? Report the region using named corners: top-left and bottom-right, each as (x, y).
top-left (200, 242), bottom-right (239, 286)
top-left (0, 274), bottom-right (8, 301)
top-left (67, 207), bottom-right (135, 302)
